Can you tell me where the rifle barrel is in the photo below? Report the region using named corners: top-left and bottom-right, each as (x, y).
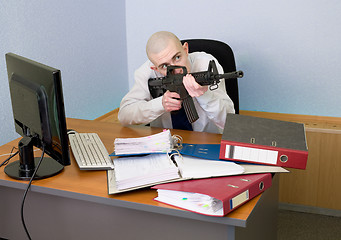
top-left (215, 70), bottom-right (243, 80)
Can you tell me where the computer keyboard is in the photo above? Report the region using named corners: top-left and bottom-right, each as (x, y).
top-left (68, 132), bottom-right (114, 170)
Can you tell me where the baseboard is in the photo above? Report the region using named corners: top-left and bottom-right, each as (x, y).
top-left (279, 203), bottom-right (341, 217)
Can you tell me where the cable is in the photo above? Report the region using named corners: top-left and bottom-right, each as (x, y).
top-left (20, 145), bottom-right (45, 240)
top-left (0, 147), bottom-right (19, 167)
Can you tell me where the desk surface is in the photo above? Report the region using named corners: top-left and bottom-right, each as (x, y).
top-left (0, 118), bottom-right (263, 227)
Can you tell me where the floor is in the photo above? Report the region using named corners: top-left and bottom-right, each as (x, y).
top-left (278, 209), bottom-right (341, 240)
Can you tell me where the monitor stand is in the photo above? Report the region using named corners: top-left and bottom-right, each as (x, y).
top-left (4, 137), bottom-right (64, 181)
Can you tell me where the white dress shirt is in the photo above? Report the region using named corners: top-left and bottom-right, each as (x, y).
top-left (118, 52), bottom-right (235, 134)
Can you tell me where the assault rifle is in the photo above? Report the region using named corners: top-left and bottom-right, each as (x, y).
top-left (148, 60), bottom-right (243, 123)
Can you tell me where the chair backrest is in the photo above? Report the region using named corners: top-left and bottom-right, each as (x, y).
top-left (181, 39), bottom-right (239, 114)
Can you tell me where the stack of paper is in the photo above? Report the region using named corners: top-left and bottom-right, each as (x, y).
top-left (113, 130), bottom-right (173, 156)
top-left (155, 190), bottom-right (223, 216)
top-left (113, 154), bottom-right (180, 190)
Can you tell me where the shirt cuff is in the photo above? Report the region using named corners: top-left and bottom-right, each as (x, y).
top-left (150, 96), bottom-right (165, 116)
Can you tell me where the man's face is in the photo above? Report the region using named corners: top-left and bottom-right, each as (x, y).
top-left (150, 41), bottom-right (191, 76)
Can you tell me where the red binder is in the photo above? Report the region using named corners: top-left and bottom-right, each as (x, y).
top-left (152, 173), bottom-right (272, 217)
top-left (219, 114), bottom-right (308, 169)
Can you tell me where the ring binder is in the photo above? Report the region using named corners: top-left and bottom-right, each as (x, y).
top-left (152, 173), bottom-right (272, 216)
top-left (219, 114), bottom-right (309, 169)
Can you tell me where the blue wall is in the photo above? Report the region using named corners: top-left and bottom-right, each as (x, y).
top-left (125, 0), bottom-right (341, 118)
top-left (0, 0), bottom-right (128, 145)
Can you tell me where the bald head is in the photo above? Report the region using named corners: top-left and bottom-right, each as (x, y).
top-left (146, 31), bottom-right (190, 75)
top-left (146, 31), bottom-right (182, 60)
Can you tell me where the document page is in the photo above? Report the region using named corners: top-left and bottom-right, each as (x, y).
top-left (174, 155), bottom-right (245, 179)
top-left (114, 154), bottom-right (180, 190)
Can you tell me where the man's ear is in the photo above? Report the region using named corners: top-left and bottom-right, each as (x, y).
top-left (182, 42), bottom-right (189, 55)
top-left (150, 66), bottom-right (157, 71)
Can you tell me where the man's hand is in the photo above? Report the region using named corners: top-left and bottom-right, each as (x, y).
top-left (182, 74), bottom-right (208, 97)
top-left (162, 90), bottom-right (182, 112)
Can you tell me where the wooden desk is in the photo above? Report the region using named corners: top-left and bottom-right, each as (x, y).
top-left (0, 118), bottom-right (278, 240)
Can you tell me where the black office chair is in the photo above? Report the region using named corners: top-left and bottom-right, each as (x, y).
top-left (181, 39), bottom-right (240, 114)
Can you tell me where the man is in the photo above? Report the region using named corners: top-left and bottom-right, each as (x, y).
top-left (118, 31), bottom-right (235, 134)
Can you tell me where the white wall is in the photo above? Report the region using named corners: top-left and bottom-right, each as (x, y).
top-left (125, 0), bottom-right (341, 118)
top-left (0, 0), bottom-right (128, 145)
top-left (1, 0), bottom-right (340, 147)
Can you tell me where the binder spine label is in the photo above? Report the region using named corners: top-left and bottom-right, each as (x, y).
top-left (224, 145), bottom-right (278, 165)
top-left (230, 190), bottom-right (249, 209)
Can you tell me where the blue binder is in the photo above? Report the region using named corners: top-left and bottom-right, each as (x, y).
top-left (179, 143), bottom-right (221, 160)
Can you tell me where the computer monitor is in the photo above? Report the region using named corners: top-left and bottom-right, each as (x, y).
top-left (5, 53), bottom-right (70, 180)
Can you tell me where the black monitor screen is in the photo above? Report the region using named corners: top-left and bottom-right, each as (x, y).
top-left (5, 53), bottom-right (70, 180)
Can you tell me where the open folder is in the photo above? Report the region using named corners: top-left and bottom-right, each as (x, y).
top-left (152, 173), bottom-right (272, 217)
top-left (107, 154), bottom-right (245, 194)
